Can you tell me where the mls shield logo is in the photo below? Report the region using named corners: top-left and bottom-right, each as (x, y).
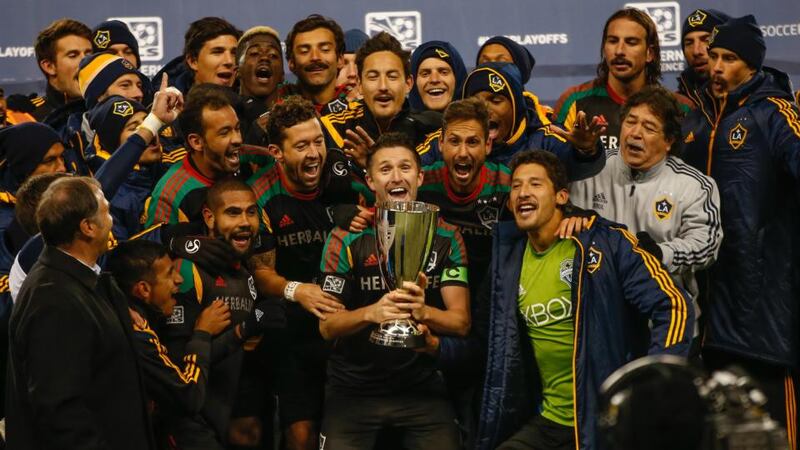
top-left (729, 123), bottom-right (748, 150)
top-left (624, 2), bottom-right (681, 46)
top-left (166, 305), bottom-right (184, 324)
top-left (709, 27), bottom-right (719, 46)
top-left (434, 48), bottom-right (449, 59)
top-left (112, 100), bottom-right (133, 117)
top-left (365, 11), bottom-right (422, 50)
top-left (654, 196), bottom-right (674, 220)
top-left (488, 74), bottom-right (505, 93)
top-left (93, 30), bottom-right (111, 49)
top-left (109, 16), bottom-right (164, 61)
top-left (322, 275), bottom-right (345, 294)
top-left (587, 246), bottom-right (603, 274)
top-left (687, 9), bottom-right (708, 28)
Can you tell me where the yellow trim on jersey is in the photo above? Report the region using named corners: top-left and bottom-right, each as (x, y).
top-left (506, 117), bottom-right (528, 146)
top-left (567, 235), bottom-right (585, 448)
top-left (192, 263), bottom-right (203, 303)
top-left (768, 97), bottom-right (800, 139)
top-left (416, 129), bottom-right (442, 156)
top-left (320, 114), bottom-right (345, 148)
top-left (523, 91), bottom-right (553, 127)
top-left (0, 191), bottom-right (16, 205)
top-left (135, 319), bottom-right (200, 384)
top-left (613, 226), bottom-right (688, 347)
top-left (562, 103), bottom-right (578, 132)
top-left (129, 222), bottom-right (164, 241)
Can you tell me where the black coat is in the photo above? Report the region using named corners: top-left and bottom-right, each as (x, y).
top-left (6, 246), bottom-right (154, 449)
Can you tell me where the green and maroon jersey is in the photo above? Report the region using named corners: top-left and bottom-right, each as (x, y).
top-left (246, 151), bottom-right (372, 338)
top-left (318, 220), bottom-right (468, 395)
top-left (143, 157), bottom-right (214, 227)
top-left (418, 161), bottom-right (511, 293)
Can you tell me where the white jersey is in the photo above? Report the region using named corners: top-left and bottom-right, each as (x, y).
top-left (570, 151), bottom-right (723, 301)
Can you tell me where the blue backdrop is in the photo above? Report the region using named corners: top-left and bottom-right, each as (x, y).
top-left (1, 0), bottom-right (797, 105)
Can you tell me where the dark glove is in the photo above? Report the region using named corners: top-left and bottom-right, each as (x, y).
top-left (331, 204), bottom-right (361, 229)
top-left (239, 298), bottom-right (282, 339)
top-left (636, 231), bottom-right (663, 262)
top-left (6, 93), bottom-right (38, 114)
top-left (168, 235), bottom-right (239, 275)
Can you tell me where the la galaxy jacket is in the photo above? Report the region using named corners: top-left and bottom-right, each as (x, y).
top-left (681, 68), bottom-right (800, 367)
top-left (438, 216), bottom-right (693, 450)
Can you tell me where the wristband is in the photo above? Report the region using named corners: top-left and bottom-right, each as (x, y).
top-left (138, 112), bottom-right (165, 136)
top-left (284, 281), bottom-right (300, 302)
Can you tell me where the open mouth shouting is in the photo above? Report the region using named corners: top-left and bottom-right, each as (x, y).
top-left (488, 120), bottom-right (500, 141)
top-left (301, 158), bottom-right (321, 184)
top-left (515, 200), bottom-right (538, 220)
top-left (373, 93), bottom-right (395, 110)
top-left (255, 65), bottom-right (274, 84)
top-left (425, 87), bottom-right (448, 99)
top-left (216, 69), bottom-right (236, 86)
top-left (229, 229), bottom-right (254, 253)
top-left (225, 147), bottom-right (241, 169)
top-left (451, 159), bottom-right (476, 185)
top-left (387, 184), bottom-right (411, 202)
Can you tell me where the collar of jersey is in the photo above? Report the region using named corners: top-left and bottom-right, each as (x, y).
top-left (444, 164), bottom-right (487, 205)
top-left (277, 163), bottom-right (320, 200)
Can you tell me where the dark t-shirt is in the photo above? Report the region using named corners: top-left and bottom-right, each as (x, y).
top-left (418, 161), bottom-right (511, 294)
top-left (318, 220), bottom-right (468, 396)
top-left (246, 151), bottom-right (372, 338)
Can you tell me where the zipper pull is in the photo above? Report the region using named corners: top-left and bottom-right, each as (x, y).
top-left (629, 185), bottom-right (635, 197)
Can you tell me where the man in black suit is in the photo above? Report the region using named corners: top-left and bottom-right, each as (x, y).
top-left (6, 176), bottom-right (154, 449)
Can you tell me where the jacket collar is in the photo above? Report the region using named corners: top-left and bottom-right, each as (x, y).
top-left (361, 98), bottom-right (412, 136)
top-left (613, 152), bottom-right (668, 182)
top-left (39, 245), bottom-right (100, 290)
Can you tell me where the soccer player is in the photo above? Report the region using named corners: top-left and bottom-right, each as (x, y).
top-left (318, 131), bottom-right (469, 450)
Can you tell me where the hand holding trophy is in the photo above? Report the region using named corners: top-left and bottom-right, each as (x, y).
top-left (369, 200), bottom-right (439, 348)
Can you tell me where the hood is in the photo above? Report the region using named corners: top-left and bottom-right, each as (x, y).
top-left (409, 41), bottom-right (467, 111)
top-left (463, 62), bottom-right (528, 146)
top-left (152, 55), bottom-right (194, 95)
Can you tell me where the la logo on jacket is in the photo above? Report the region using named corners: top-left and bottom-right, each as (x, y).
top-left (729, 123), bottom-right (748, 150)
top-left (587, 246), bottom-right (603, 274)
top-left (654, 197), bottom-right (674, 220)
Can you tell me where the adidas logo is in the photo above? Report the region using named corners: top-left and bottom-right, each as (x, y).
top-left (215, 276), bottom-right (226, 287)
top-left (279, 214), bottom-right (294, 228)
top-left (254, 309), bottom-right (264, 321)
top-left (592, 192), bottom-right (608, 210)
top-left (365, 253), bottom-right (379, 267)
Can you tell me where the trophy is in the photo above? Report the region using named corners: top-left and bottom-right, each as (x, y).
top-left (369, 200), bottom-right (439, 349)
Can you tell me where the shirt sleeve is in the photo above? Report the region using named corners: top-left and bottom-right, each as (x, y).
top-left (440, 228), bottom-right (469, 289)
top-left (318, 227), bottom-right (355, 305)
top-left (611, 226), bottom-right (694, 356)
top-left (132, 319), bottom-right (211, 414)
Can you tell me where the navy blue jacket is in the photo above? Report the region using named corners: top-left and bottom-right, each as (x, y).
top-left (682, 68), bottom-right (800, 367)
top-left (439, 216), bottom-right (693, 450)
top-left (417, 63), bottom-right (605, 180)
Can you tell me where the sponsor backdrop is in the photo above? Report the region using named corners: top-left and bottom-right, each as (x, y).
top-left (1, 0), bottom-right (798, 105)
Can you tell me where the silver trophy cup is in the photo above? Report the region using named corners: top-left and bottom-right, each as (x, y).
top-left (369, 201), bottom-right (439, 349)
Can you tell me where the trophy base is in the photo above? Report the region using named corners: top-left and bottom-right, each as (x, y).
top-left (369, 319), bottom-right (426, 349)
